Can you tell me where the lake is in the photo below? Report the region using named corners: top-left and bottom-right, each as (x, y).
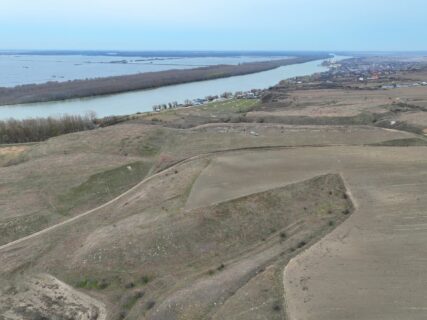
top-left (0, 55), bottom-right (347, 120)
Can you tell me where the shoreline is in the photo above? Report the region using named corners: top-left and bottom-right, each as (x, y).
top-left (0, 55), bottom-right (330, 106)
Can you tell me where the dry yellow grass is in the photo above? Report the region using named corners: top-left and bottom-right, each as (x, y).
top-left (0, 145), bottom-right (27, 156)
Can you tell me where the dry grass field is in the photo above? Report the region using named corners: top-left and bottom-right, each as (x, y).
top-left (1, 65), bottom-right (427, 319)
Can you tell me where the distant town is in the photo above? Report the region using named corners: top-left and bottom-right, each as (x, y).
top-left (322, 57), bottom-right (427, 88)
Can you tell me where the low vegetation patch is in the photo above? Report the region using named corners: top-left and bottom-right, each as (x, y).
top-left (0, 214), bottom-right (50, 246)
top-left (76, 277), bottom-right (110, 290)
top-left (57, 161), bottom-right (150, 215)
top-left (370, 138), bottom-right (427, 146)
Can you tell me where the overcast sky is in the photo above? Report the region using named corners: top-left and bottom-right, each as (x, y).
top-left (1, 0), bottom-right (426, 51)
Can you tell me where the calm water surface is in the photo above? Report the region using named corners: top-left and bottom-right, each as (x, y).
top-left (0, 56), bottom-right (347, 120)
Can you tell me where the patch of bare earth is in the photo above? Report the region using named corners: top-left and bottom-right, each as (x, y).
top-left (0, 274), bottom-right (106, 320)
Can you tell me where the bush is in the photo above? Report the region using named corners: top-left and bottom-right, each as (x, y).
top-left (140, 275), bottom-right (151, 285)
top-left (297, 241), bottom-right (306, 248)
top-left (208, 269), bottom-right (215, 275)
top-left (97, 279), bottom-right (109, 289)
top-left (272, 303), bottom-right (281, 311)
top-left (76, 277), bottom-right (109, 290)
top-left (146, 300), bottom-right (156, 310)
top-left (118, 311), bottom-right (127, 320)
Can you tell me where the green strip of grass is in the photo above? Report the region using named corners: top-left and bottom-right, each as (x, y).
top-left (57, 161), bottom-right (150, 215)
top-left (370, 138), bottom-right (427, 146)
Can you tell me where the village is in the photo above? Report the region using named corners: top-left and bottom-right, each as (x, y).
top-left (322, 57), bottom-right (427, 87)
top-left (275, 57), bottom-right (427, 91)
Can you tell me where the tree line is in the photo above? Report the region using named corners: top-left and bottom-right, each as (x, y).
top-left (0, 114), bottom-right (96, 144)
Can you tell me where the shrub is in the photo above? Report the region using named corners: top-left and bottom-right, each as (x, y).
top-left (272, 303), bottom-right (281, 311)
top-left (118, 311), bottom-right (127, 320)
top-left (146, 300), bottom-right (156, 310)
top-left (125, 282), bottom-right (135, 289)
top-left (76, 277), bottom-right (109, 290)
top-left (97, 279), bottom-right (109, 289)
top-left (297, 241), bottom-right (306, 248)
top-left (140, 275), bottom-right (151, 285)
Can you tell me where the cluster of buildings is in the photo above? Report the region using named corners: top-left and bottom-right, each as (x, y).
top-left (151, 89), bottom-right (262, 112)
top-left (325, 58), bottom-right (426, 84)
top-left (275, 58), bottom-right (427, 92)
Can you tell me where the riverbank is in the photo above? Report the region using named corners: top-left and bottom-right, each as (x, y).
top-left (0, 55), bottom-right (329, 106)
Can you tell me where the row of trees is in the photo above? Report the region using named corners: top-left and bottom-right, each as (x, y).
top-left (0, 114), bottom-right (96, 144)
top-left (152, 101), bottom-right (179, 111)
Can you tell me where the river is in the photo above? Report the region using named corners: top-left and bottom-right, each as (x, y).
top-left (0, 56), bottom-right (347, 120)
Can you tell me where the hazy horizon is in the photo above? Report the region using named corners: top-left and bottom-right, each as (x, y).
top-left (1, 50), bottom-right (427, 54)
top-left (2, 0), bottom-right (427, 52)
